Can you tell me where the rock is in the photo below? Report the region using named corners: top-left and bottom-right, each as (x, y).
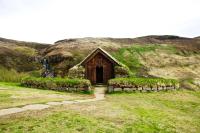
top-left (152, 88), bottom-right (157, 91)
top-left (0, 108), bottom-right (27, 116)
top-left (22, 104), bottom-right (50, 110)
top-left (46, 102), bottom-right (63, 105)
top-left (138, 87), bottom-right (143, 91)
top-left (114, 88), bottom-right (122, 91)
top-left (62, 101), bottom-right (78, 104)
top-left (108, 86), bottom-right (113, 92)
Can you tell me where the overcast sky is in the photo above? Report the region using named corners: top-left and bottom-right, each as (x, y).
top-left (0, 0), bottom-right (200, 43)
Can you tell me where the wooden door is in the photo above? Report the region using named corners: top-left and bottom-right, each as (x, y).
top-left (85, 53), bottom-right (114, 84)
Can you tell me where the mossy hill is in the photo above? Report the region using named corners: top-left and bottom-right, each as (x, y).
top-left (0, 35), bottom-right (200, 89)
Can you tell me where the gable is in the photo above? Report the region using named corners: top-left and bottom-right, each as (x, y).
top-left (79, 47), bottom-right (121, 66)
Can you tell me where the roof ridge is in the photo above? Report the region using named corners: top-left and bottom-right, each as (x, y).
top-left (78, 47), bottom-right (121, 66)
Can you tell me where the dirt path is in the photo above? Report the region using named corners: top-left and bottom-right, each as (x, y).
top-left (94, 85), bottom-right (106, 99)
top-left (0, 86), bottom-right (106, 117)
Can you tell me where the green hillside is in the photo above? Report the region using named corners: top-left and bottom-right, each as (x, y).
top-left (0, 36), bottom-right (200, 89)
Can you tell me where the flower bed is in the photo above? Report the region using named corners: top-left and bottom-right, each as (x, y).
top-left (21, 77), bottom-right (91, 92)
top-left (108, 77), bottom-right (179, 92)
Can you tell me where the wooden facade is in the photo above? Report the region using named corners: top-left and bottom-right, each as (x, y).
top-left (80, 48), bottom-right (120, 84)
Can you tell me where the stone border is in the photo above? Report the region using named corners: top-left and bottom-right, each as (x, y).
top-left (107, 85), bottom-right (177, 93)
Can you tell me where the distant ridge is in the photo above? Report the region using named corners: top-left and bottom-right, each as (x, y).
top-left (0, 37), bottom-right (51, 45)
top-left (52, 35), bottom-right (200, 54)
top-left (194, 36), bottom-right (200, 39)
top-left (0, 37), bottom-right (50, 50)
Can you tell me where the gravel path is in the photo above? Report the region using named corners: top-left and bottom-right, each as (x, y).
top-left (0, 86), bottom-right (106, 117)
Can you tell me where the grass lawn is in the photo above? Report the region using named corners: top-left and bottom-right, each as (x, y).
top-left (0, 89), bottom-right (200, 133)
top-left (0, 82), bottom-right (93, 109)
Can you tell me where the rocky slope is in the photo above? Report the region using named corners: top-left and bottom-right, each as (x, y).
top-left (0, 37), bottom-right (50, 72)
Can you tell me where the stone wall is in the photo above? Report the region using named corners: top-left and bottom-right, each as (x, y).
top-left (107, 85), bottom-right (178, 93)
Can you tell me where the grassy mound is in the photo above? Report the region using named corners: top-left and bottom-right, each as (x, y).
top-left (21, 77), bottom-right (91, 91)
top-left (108, 77), bottom-right (179, 89)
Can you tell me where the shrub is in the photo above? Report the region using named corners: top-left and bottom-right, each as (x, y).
top-left (21, 77), bottom-right (91, 92)
top-left (68, 65), bottom-right (85, 78)
top-left (114, 65), bottom-right (130, 78)
top-left (108, 77), bottom-right (179, 89)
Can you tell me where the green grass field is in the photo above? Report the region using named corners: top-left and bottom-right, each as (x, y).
top-left (0, 83), bottom-right (200, 133)
top-left (0, 82), bottom-right (92, 109)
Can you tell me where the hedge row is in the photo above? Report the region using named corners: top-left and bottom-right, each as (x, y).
top-left (21, 77), bottom-right (91, 91)
top-left (108, 77), bottom-right (179, 89)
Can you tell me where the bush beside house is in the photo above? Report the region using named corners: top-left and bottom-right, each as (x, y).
top-left (114, 65), bottom-right (130, 78)
top-left (68, 65), bottom-right (85, 78)
top-left (21, 77), bottom-right (91, 92)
